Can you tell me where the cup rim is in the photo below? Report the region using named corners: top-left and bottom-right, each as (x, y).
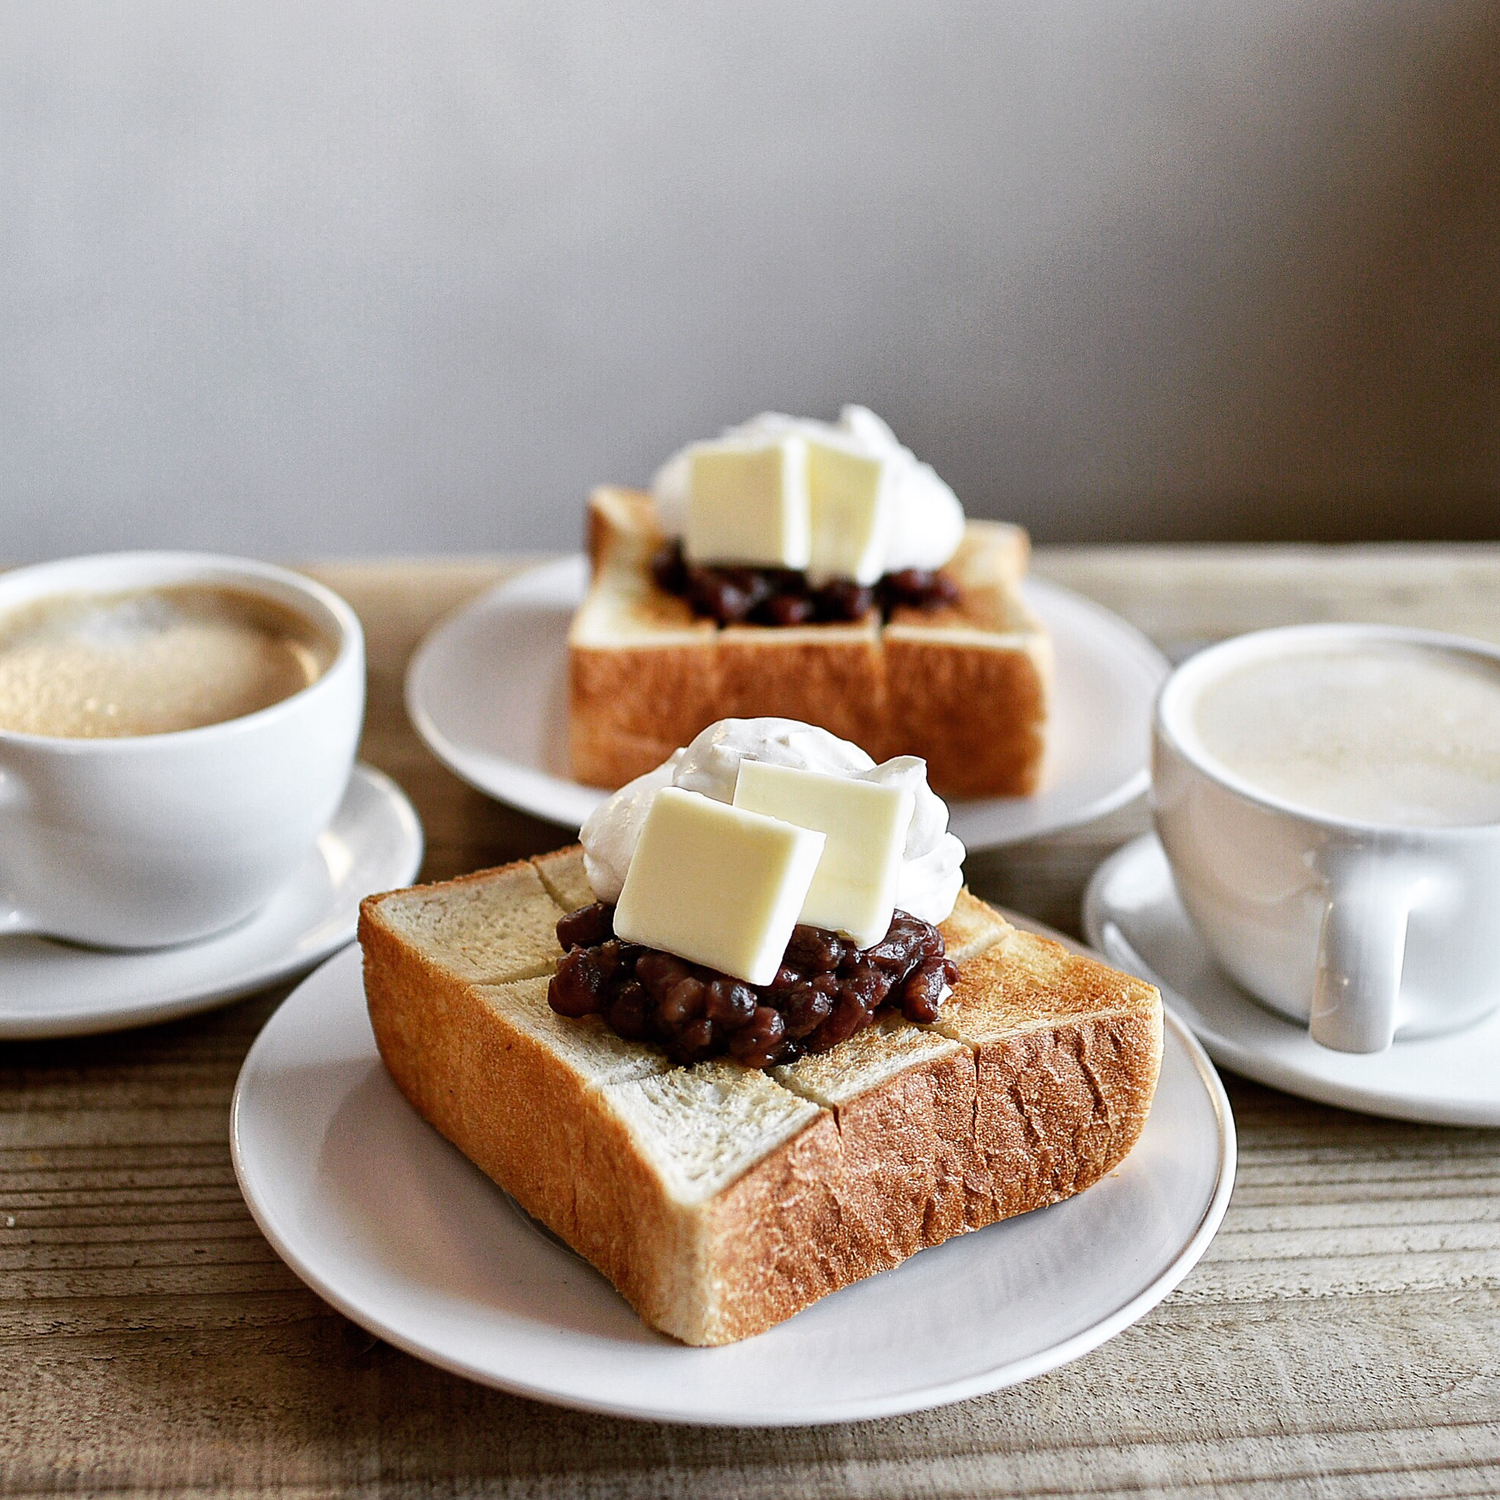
top-left (0, 550), bottom-right (363, 752)
top-left (1154, 621), bottom-right (1500, 839)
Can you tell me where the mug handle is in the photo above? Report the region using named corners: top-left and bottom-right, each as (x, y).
top-left (1309, 853), bottom-right (1418, 1053)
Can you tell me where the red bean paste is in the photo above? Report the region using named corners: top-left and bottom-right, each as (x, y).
top-left (548, 903), bottom-right (956, 1069)
top-left (650, 539), bottom-right (960, 627)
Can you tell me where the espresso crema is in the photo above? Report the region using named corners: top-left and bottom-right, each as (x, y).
top-left (1191, 642), bottom-right (1500, 827)
top-left (0, 585), bottom-right (335, 738)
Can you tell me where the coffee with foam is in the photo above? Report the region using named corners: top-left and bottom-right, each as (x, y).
top-left (1190, 641), bottom-right (1500, 827)
top-left (0, 585), bottom-right (336, 739)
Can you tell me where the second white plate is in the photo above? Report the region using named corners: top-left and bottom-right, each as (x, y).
top-left (231, 913), bottom-right (1233, 1426)
top-left (406, 556), bottom-right (1168, 849)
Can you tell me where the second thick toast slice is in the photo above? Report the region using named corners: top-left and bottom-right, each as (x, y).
top-left (569, 489), bottom-right (1053, 798)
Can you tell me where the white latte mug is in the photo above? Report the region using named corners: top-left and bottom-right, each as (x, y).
top-left (1153, 624), bottom-right (1500, 1053)
top-left (0, 552), bottom-right (364, 948)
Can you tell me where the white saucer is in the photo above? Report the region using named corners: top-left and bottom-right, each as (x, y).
top-left (0, 765), bottom-right (423, 1039)
top-left (405, 556), bottom-right (1168, 850)
top-left (1084, 834), bottom-right (1500, 1127)
top-left (230, 913), bottom-right (1233, 1426)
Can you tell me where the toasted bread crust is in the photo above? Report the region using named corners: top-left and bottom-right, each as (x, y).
top-left (882, 630), bottom-right (1049, 798)
top-left (360, 853), bottom-right (1162, 1345)
top-left (569, 638), bottom-right (721, 783)
top-left (568, 489), bottom-right (1051, 797)
top-left (361, 896), bottom-right (700, 1335)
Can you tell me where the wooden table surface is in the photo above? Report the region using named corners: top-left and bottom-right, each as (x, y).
top-left (5, 546), bottom-right (1500, 1499)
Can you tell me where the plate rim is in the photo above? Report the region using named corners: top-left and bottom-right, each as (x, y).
top-left (404, 555), bottom-right (1169, 849)
top-left (1083, 832), bottom-right (1500, 1127)
top-left (0, 764), bottom-right (424, 1040)
top-left (230, 915), bottom-right (1235, 1426)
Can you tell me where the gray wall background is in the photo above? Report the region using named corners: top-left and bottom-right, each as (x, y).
top-left (5, 1), bottom-right (1498, 562)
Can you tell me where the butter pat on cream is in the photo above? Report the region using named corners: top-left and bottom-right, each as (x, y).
top-left (612, 786), bottom-right (826, 986)
top-left (805, 440), bottom-right (893, 585)
top-left (581, 717), bottom-right (965, 929)
top-left (684, 439), bottom-right (810, 570)
top-left (655, 407), bottom-right (964, 581)
top-left (732, 760), bottom-right (914, 948)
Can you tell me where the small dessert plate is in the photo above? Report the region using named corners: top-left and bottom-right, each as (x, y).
top-left (230, 913), bottom-right (1233, 1426)
top-left (1084, 834), bottom-right (1500, 1127)
top-left (405, 557), bottom-right (1168, 850)
top-left (0, 765), bottom-right (423, 1039)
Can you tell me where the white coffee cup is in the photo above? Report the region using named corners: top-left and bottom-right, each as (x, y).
top-left (1153, 623), bottom-right (1500, 1053)
top-left (0, 552), bottom-right (364, 948)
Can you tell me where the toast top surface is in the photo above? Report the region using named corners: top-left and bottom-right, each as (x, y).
top-left (603, 1060), bottom-right (822, 1205)
top-left (935, 927), bottom-right (1160, 1046)
top-left (572, 575), bottom-right (716, 648)
top-left (586, 486), bottom-right (663, 571)
top-left (474, 975), bottom-right (670, 1089)
top-left (575, 488), bottom-right (716, 646)
top-left (365, 861), bottom-right (564, 986)
top-left (573, 488), bottom-right (1040, 652)
top-left (774, 1012), bottom-right (964, 1108)
top-left (363, 846), bottom-right (1160, 1204)
top-left (941, 888), bottom-right (1015, 965)
top-left (531, 846), bottom-right (596, 915)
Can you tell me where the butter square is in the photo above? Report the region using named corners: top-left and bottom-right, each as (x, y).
top-left (613, 787), bottom-right (826, 986)
top-left (684, 438), bottom-right (811, 569)
top-left (732, 761), bottom-right (914, 949)
top-left (806, 440), bottom-right (892, 585)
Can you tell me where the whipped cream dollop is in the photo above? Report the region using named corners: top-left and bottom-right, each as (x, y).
top-left (651, 406), bottom-right (966, 576)
top-left (580, 718), bottom-right (966, 928)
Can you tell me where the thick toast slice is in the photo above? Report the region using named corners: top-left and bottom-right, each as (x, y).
top-left (360, 846), bottom-right (1162, 1345)
top-left (569, 489), bottom-right (1053, 798)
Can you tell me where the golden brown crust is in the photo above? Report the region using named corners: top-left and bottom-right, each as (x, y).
top-left (716, 620), bottom-right (886, 751)
top-left (709, 1014), bottom-right (1161, 1343)
top-left (935, 927), bottom-right (1164, 1228)
top-left (570, 639), bottom-right (721, 787)
top-left (567, 489), bottom-right (1050, 795)
top-left (361, 879), bottom-right (704, 1338)
top-left (673, 997), bottom-right (1161, 1345)
top-left (967, 1013), bottom-right (1161, 1222)
top-left (359, 893), bottom-right (597, 1229)
top-left (694, 1113), bottom-right (846, 1342)
top-left (360, 852), bottom-right (1162, 1346)
top-left (881, 630), bottom-right (1050, 798)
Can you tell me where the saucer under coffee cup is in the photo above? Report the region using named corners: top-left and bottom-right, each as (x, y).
top-left (1153, 623), bottom-right (1500, 1053)
top-left (0, 551), bottom-right (364, 949)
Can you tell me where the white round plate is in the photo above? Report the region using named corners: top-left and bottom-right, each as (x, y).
top-left (406, 557), bottom-right (1168, 849)
top-left (0, 765), bottom-right (423, 1039)
top-left (230, 912), bottom-right (1233, 1426)
top-left (1085, 834), bottom-right (1500, 1127)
